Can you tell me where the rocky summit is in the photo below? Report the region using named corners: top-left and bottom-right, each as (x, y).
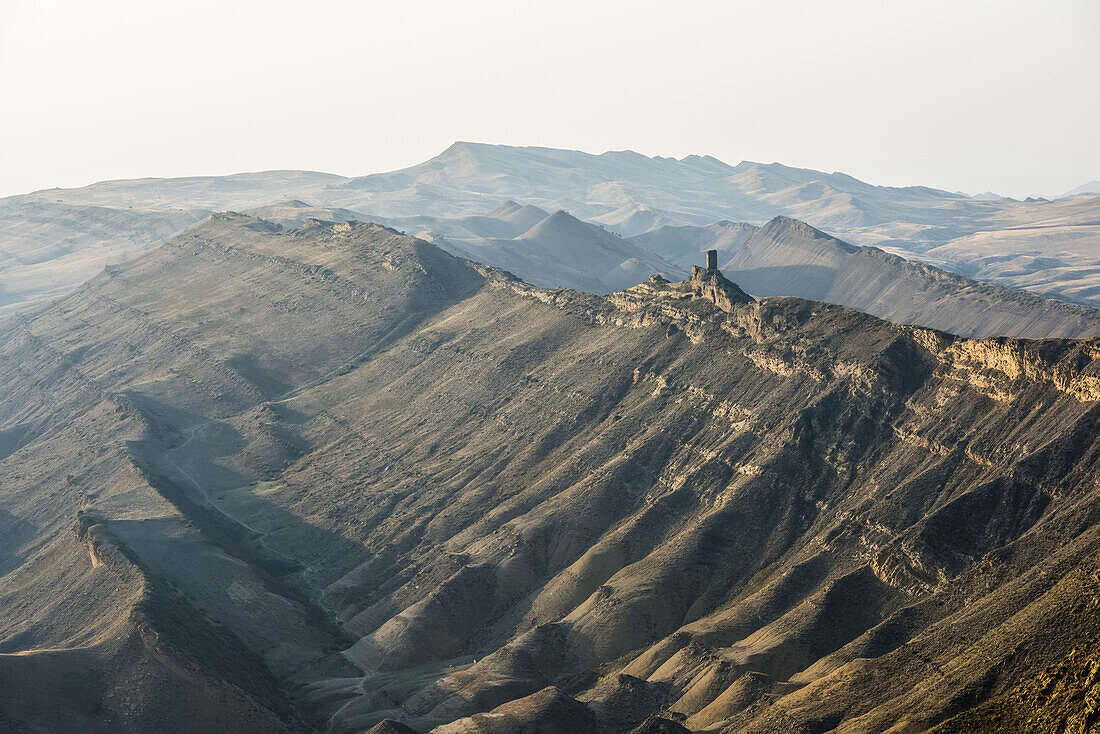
top-left (1, 216), bottom-right (1099, 733)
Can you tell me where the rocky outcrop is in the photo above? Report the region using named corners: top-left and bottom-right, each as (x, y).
top-left (931, 636), bottom-right (1100, 733)
top-left (687, 264), bottom-right (754, 312)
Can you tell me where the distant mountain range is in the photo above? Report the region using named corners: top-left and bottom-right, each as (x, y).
top-left (2, 142), bottom-right (1098, 320)
top-left (241, 200), bottom-right (1100, 339)
top-left (436, 209), bottom-right (685, 295)
top-left (1062, 180), bottom-right (1100, 197)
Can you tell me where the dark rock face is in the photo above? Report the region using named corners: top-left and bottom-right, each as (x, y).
top-left (1, 215), bottom-right (1099, 733)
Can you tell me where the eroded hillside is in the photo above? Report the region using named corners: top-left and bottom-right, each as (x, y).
top-left (0, 216), bottom-right (1098, 733)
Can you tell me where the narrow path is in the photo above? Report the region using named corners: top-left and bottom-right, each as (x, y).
top-left (161, 447), bottom-right (264, 535)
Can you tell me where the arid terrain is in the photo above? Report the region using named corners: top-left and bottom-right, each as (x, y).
top-left (4, 144), bottom-right (1099, 313)
top-left (5, 0), bottom-right (1098, 727)
top-left (1, 214), bottom-right (1098, 732)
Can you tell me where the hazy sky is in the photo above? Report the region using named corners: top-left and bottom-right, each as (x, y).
top-left (1, 0), bottom-right (1097, 199)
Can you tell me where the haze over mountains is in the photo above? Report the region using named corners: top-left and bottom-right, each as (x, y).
top-left (240, 198), bottom-right (1100, 340)
top-left (0, 200), bottom-right (207, 310)
top-left (1062, 181), bottom-right (1100, 198)
top-left (2, 215), bottom-right (1099, 733)
top-left (435, 208), bottom-right (685, 295)
top-left (1, 142), bottom-right (1099, 733)
top-left (3, 142), bottom-right (1099, 312)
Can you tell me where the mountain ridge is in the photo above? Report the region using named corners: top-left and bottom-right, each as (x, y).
top-left (4, 142), bottom-right (1099, 310)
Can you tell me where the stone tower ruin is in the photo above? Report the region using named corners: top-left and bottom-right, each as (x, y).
top-left (706, 249), bottom-right (718, 270)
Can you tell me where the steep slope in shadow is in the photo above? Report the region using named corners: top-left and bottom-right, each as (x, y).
top-left (726, 216), bottom-right (1100, 338)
